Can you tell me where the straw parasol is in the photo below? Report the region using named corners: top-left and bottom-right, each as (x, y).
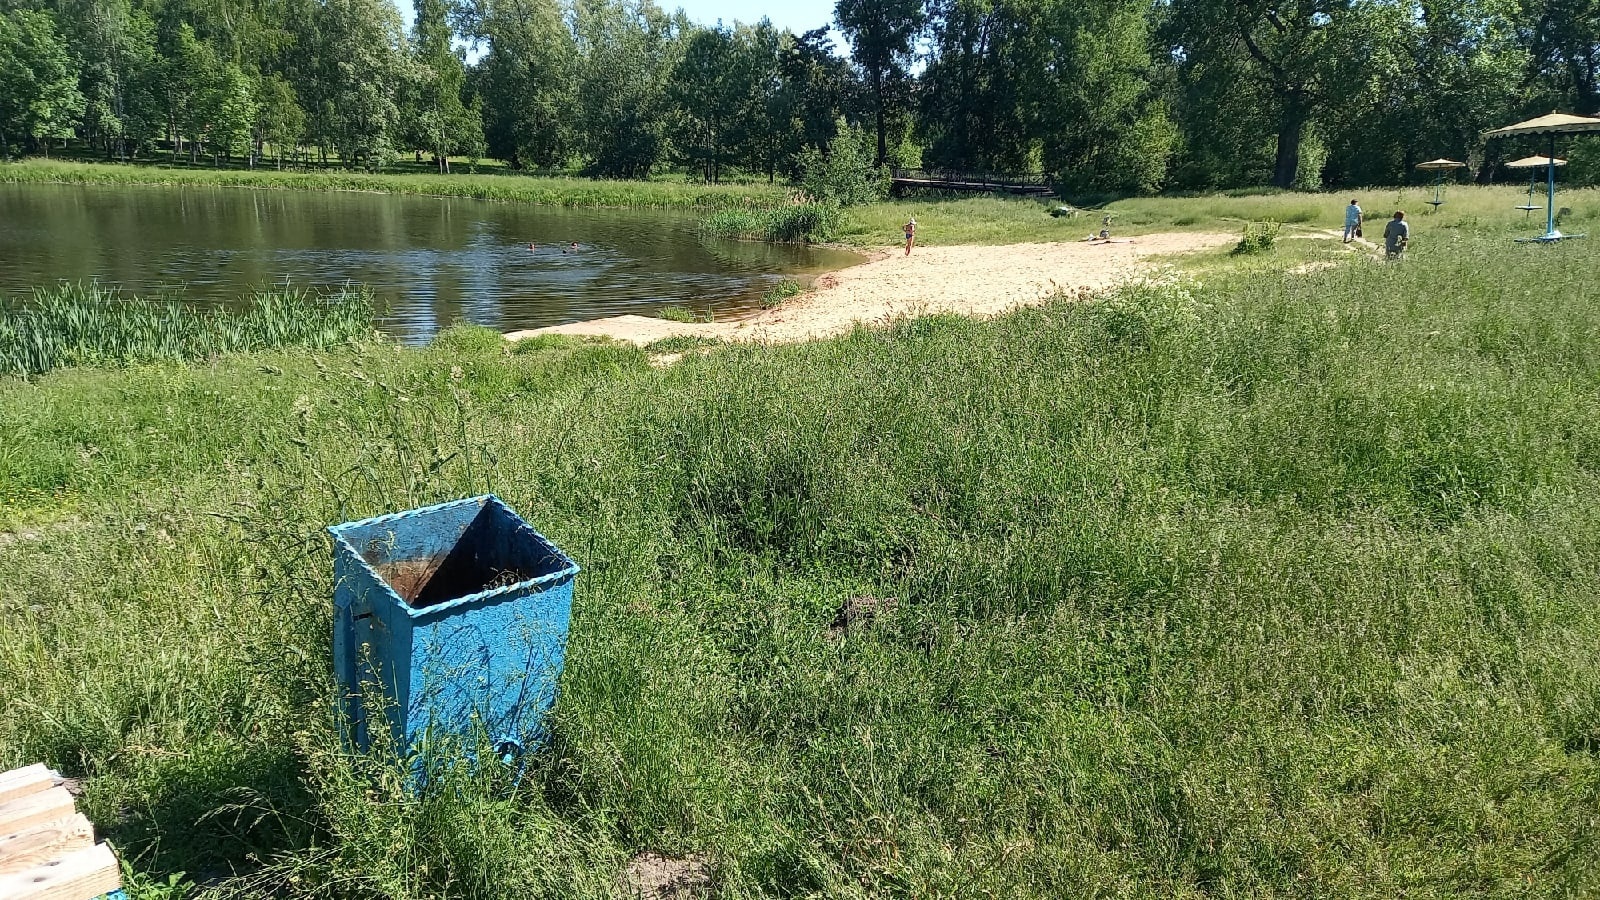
top-left (1483, 112), bottom-right (1600, 240)
top-left (1415, 159), bottom-right (1468, 209)
top-left (1503, 156), bottom-right (1566, 168)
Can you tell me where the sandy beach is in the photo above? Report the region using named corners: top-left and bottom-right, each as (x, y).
top-left (504, 232), bottom-right (1237, 346)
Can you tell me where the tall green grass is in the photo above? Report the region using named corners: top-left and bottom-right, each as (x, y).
top-left (0, 159), bottom-right (788, 210)
top-left (700, 203), bottom-right (842, 242)
top-left (1, 233), bottom-right (1598, 897)
top-left (0, 283), bottom-right (374, 376)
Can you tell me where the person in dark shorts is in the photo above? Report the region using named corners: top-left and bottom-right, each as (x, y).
top-left (1383, 211), bottom-right (1409, 258)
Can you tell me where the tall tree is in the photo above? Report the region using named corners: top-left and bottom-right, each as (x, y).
top-left (408, 0), bottom-right (479, 171)
top-left (571, 0), bottom-right (682, 178)
top-left (466, 0), bottom-right (574, 168)
top-left (317, 0), bottom-right (413, 168)
top-left (919, 0), bottom-right (1042, 173)
top-left (774, 25), bottom-right (856, 174)
top-left (0, 8), bottom-right (85, 157)
top-left (834, 0), bottom-right (923, 165)
top-left (1165, 0), bottom-right (1380, 188)
top-left (1527, 0), bottom-right (1600, 114)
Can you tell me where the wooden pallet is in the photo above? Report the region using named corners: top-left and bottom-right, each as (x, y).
top-left (0, 764), bottom-right (122, 900)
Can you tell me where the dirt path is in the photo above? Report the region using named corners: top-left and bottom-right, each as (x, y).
top-left (504, 232), bottom-right (1238, 347)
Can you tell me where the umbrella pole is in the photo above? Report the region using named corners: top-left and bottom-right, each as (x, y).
top-left (1547, 134), bottom-right (1557, 237)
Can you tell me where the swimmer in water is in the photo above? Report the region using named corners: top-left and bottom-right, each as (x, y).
top-left (528, 242), bottom-right (536, 251)
top-left (570, 242), bottom-right (579, 251)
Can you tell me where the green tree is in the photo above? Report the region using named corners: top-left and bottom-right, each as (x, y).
top-left (408, 0), bottom-right (480, 172)
top-left (56, 0), bottom-right (160, 158)
top-left (318, 0), bottom-right (413, 168)
top-left (1165, 0), bottom-right (1383, 188)
top-left (571, 0), bottom-right (682, 178)
top-left (467, 0), bottom-right (575, 169)
top-left (797, 118), bottom-right (885, 204)
top-left (1036, 0), bottom-right (1174, 193)
top-left (774, 25), bottom-right (855, 176)
top-left (0, 9), bottom-right (85, 157)
top-left (255, 73), bottom-right (304, 167)
top-left (834, 0), bottom-right (923, 165)
top-left (919, 0), bottom-right (1041, 173)
top-left (1526, 0), bottom-right (1600, 114)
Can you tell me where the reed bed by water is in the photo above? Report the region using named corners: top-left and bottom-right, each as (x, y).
top-left (699, 203), bottom-right (842, 242)
top-left (0, 159), bottom-right (788, 210)
top-left (0, 283), bottom-right (374, 376)
top-left (0, 231), bottom-right (1596, 897)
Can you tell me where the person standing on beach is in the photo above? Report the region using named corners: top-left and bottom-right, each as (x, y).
top-left (1344, 199), bottom-right (1363, 243)
top-left (1383, 211), bottom-right (1409, 258)
top-left (903, 218), bottom-right (916, 256)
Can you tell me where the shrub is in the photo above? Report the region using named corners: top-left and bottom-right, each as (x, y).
top-left (656, 307), bottom-right (701, 323)
top-left (761, 278), bottom-right (804, 309)
top-left (1233, 220), bottom-right (1282, 255)
top-left (796, 121), bottom-right (888, 207)
top-left (429, 323), bottom-right (508, 355)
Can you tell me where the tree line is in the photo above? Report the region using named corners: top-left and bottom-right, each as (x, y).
top-left (1, 0), bottom-right (1597, 191)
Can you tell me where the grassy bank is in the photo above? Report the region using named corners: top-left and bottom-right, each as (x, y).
top-left (1, 283), bottom-right (374, 377)
top-left (2, 231), bottom-right (1598, 897)
top-left (839, 184), bottom-right (1600, 247)
top-left (0, 159), bottom-right (789, 210)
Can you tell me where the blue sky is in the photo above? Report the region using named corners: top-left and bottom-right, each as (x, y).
top-left (396, 0), bottom-right (841, 46)
top-left (667, 0), bottom-right (838, 35)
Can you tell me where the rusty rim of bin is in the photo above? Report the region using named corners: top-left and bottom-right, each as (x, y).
top-left (328, 494), bottom-right (580, 619)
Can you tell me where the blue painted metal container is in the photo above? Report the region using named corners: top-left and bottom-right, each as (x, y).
top-left (328, 495), bottom-right (579, 760)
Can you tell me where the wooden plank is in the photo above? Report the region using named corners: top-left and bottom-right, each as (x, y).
top-left (0, 814), bottom-right (95, 876)
top-left (0, 766), bottom-right (55, 806)
top-left (0, 842), bottom-right (120, 900)
top-left (0, 788), bottom-right (75, 835)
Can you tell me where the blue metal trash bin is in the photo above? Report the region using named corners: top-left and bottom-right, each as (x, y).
top-left (328, 495), bottom-right (579, 760)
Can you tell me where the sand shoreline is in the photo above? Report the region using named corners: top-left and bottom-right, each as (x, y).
top-left (504, 232), bottom-right (1237, 347)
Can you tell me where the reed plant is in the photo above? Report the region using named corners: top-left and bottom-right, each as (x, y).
top-left (0, 283), bottom-right (374, 376)
top-left (700, 204), bottom-right (841, 243)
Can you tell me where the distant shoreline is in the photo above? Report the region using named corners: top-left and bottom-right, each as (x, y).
top-left (0, 159), bottom-right (789, 212)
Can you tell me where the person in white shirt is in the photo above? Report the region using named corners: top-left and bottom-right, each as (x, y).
top-left (1343, 199), bottom-right (1363, 243)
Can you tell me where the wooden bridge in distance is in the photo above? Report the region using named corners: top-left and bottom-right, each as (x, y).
top-left (890, 168), bottom-right (1056, 197)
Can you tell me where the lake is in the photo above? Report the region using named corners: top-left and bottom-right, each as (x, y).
top-left (0, 183), bottom-right (861, 342)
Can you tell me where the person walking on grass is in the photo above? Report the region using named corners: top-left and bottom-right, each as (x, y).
top-left (1384, 211), bottom-right (1409, 259)
top-left (903, 217), bottom-right (916, 256)
top-left (1344, 198), bottom-right (1363, 243)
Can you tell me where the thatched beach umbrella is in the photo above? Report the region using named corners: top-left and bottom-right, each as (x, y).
top-left (1504, 156), bottom-right (1567, 218)
top-left (1414, 158), bottom-right (1467, 210)
top-left (1483, 113), bottom-right (1600, 241)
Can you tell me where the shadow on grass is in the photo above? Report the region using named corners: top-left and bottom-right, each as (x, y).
top-left (104, 742), bottom-right (317, 882)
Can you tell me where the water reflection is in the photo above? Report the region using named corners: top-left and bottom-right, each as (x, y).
top-left (0, 183), bottom-right (861, 343)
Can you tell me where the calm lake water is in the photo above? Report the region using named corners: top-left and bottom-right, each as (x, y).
top-left (0, 183), bottom-right (861, 342)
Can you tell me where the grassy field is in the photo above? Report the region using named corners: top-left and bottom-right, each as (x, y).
top-left (0, 159), bottom-right (789, 210)
top-left (2, 224), bottom-right (1598, 897)
top-left (843, 184), bottom-right (1600, 246)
